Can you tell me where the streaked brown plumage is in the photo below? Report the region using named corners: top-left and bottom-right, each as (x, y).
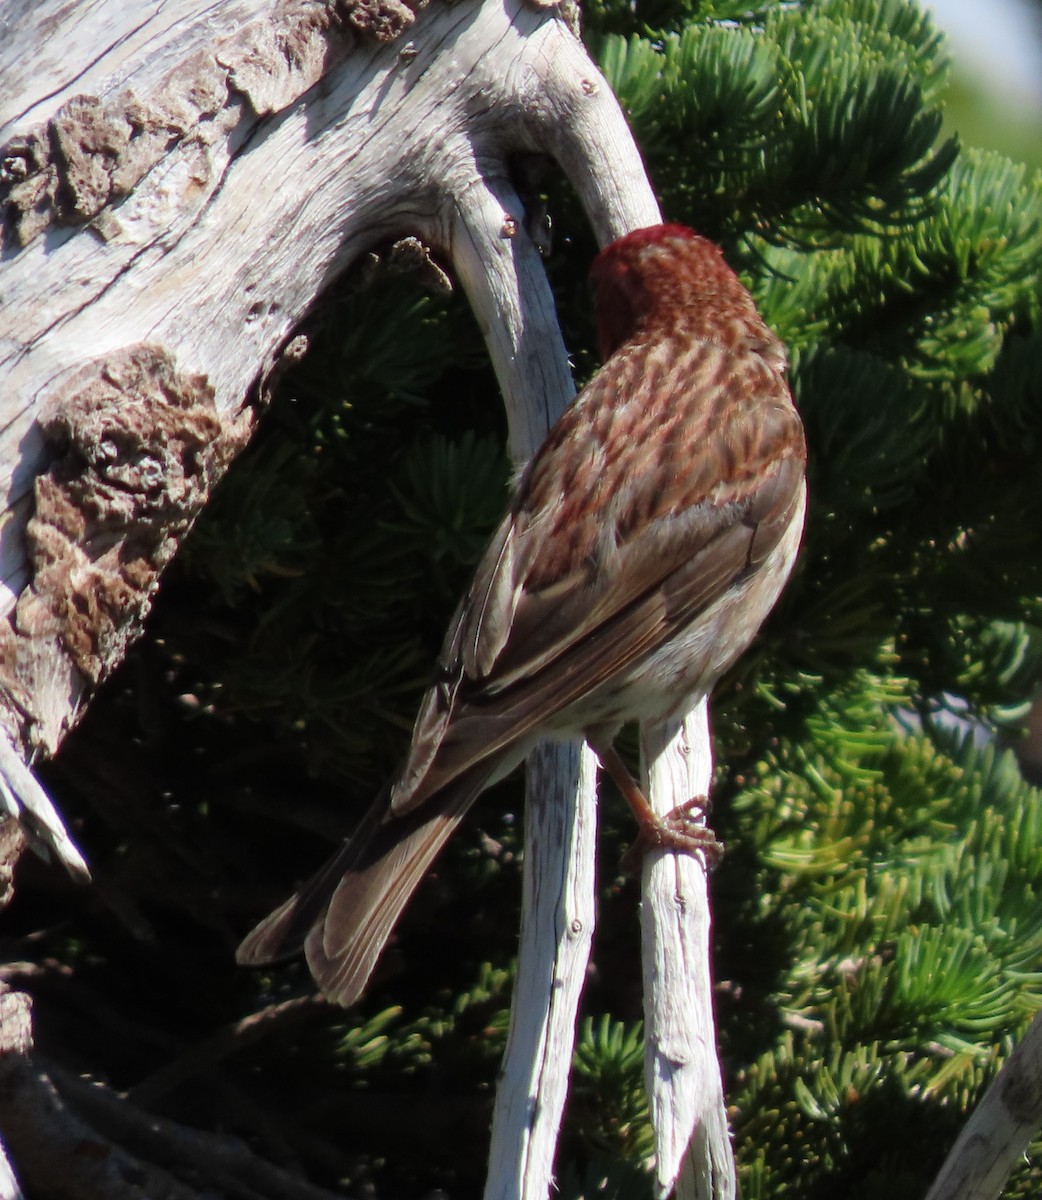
top-left (237, 224), bottom-right (807, 1006)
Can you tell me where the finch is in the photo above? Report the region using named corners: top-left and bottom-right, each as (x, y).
top-left (238, 224), bottom-right (806, 1006)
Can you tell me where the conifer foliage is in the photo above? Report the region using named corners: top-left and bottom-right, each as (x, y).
top-left (10, 1), bottom-right (1042, 1197)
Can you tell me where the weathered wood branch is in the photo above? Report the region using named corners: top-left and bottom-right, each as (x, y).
top-left (925, 1010), bottom-right (1042, 1200)
top-left (642, 705), bottom-right (735, 1200)
top-left (1, 2), bottom-right (732, 1196)
top-left (0, 988), bottom-right (344, 1200)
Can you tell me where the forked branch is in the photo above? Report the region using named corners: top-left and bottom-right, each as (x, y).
top-left (0, 2), bottom-right (731, 1196)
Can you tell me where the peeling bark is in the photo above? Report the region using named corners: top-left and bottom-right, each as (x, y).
top-left (18, 347), bottom-right (248, 687)
top-left (0, 0), bottom-right (435, 249)
top-left (2, 63), bottom-right (225, 247)
top-left (0, 823), bottom-right (23, 911)
top-left (0, 347), bottom-right (249, 758)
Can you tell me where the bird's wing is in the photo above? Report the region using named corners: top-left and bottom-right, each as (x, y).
top-left (393, 338), bottom-right (805, 812)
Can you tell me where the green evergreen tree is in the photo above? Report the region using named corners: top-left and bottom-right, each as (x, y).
top-left (17, 0), bottom-right (1042, 1196)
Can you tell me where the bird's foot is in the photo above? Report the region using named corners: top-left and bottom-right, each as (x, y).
top-left (621, 796), bottom-right (723, 874)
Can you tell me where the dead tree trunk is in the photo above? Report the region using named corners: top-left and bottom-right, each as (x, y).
top-left (1, 0), bottom-right (647, 796)
top-left (0, 2), bottom-right (732, 1197)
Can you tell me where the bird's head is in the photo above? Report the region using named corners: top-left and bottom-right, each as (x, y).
top-left (589, 224), bottom-right (755, 360)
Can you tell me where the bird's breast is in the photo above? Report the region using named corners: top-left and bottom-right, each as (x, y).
top-left (570, 480), bottom-right (807, 731)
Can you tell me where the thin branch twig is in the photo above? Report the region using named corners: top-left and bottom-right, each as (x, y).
top-left (128, 995), bottom-right (328, 1107)
top-left (925, 1010), bottom-right (1042, 1200)
top-left (641, 705), bottom-right (736, 1200)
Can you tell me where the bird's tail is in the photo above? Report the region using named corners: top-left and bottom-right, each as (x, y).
top-left (236, 768), bottom-right (488, 1007)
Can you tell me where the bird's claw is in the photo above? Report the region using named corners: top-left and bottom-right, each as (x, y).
top-left (620, 795), bottom-right (723, 874)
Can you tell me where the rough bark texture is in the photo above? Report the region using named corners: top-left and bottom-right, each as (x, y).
top-left (0, 348), bottom-right (250, 757)
top-left (0, 0), bottom-right (430, 251)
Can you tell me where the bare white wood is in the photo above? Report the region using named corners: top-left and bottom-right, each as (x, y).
top-left (641, 702), bottom-right (736, 1199)
top-left (0, 1139), bottom-right (23, 1200)
top-left (447, 165), bottom-right (598, 1200)
top-left (0, 734), bottom-right (88, 881)
top-left (924, 1009), bottom-right (1042, 1200)
top-left (1, 2), bottom-right (731, 1196)
top-left (484, 740), bottom-right (599, 1200)
top-left (445, 164), bottom-right (578, 462)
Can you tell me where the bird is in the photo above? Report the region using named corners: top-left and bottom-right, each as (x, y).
top-left (237, 223), bottom-right (807, 1006)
